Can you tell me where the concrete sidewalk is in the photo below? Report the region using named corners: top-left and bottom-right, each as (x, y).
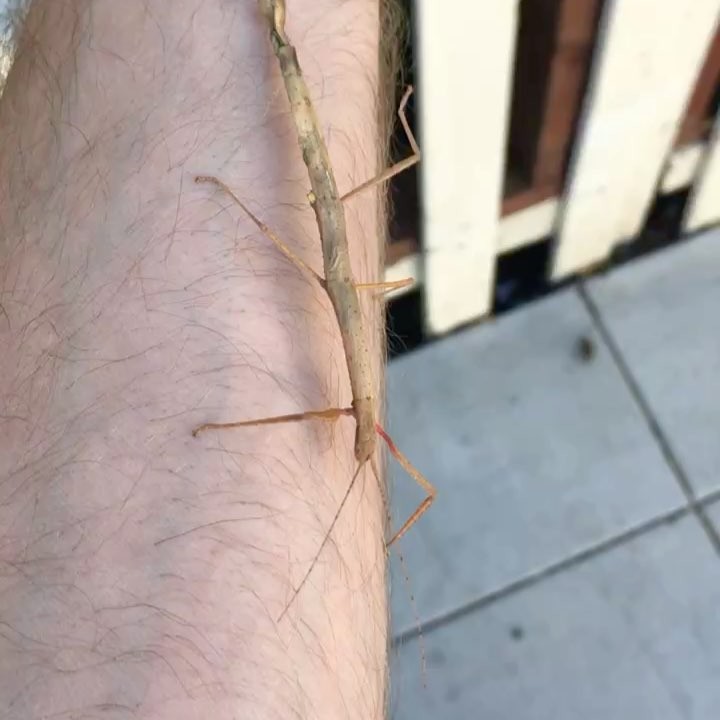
top-left (387, 227), bottom-right (720, 719)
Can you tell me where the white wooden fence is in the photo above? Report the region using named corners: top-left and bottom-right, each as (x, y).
top-left (385, 0), bottom-right (720, 335)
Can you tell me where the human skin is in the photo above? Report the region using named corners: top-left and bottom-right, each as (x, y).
top-left (0, 1), bottom-right (387, 718)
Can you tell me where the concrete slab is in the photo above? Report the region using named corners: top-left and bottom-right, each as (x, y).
top-left (587, 228), bottom-right (720, 497)
top-left (387, 288), bottom-right (685, 634)
top-left (390, 514), bottom-right (720, 720)
top-left (707, 497), bottom-right (720, 531)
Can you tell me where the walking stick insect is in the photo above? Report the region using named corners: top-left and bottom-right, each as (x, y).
top-left (192, 0), bottom-right (436, 620)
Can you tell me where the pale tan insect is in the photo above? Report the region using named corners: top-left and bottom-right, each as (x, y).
top-left (193, 0), bottom-right (435, 619)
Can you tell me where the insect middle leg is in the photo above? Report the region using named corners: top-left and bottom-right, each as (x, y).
top-left (194, 174), bottom-right (326, 290)
top-left (340, 85), bottom-right (420, 203)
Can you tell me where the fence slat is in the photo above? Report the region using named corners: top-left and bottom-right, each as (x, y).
top-left (675, 28), bottom-right (720, 146)
top-left (685, 114), bottom-right (720, 231)
top-left (417, 0), bottom-right (520, 334)
top-left (660, 142), bottom-right (705, 193)
top-left (552, 0), bottom-right (720, 280)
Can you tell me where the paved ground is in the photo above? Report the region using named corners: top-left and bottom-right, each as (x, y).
top-left (387, 226), bottom-right (720, 719)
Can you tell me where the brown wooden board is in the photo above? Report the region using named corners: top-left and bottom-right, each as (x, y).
top-left (503, 0), bottom-right (604, 215)
top-left (675, 27), bottom-right (720, 147)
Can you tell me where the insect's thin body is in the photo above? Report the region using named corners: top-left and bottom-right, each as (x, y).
top-left (263, 3), bottom-right (376, 464)
top-left (193, 0), bottom-right (435, 618)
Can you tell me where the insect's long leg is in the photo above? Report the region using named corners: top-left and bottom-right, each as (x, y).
top-left (370, 455), bottom-right (428, 686)
top-left (340, 86), bottom-right (420, 203)
top-left (195, 174), bottom-right (326, 289)
top-left (375, 423), bottom-right (436, 546)
top-left (355, 278), bottom-right (413, 292)
top-left (278, 459), bottom-right (366, 622)
top-left (192, 407), bottom-right (353, 437)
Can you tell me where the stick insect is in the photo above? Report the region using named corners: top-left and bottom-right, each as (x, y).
top-left (192, 0), bottom-right (435, 619)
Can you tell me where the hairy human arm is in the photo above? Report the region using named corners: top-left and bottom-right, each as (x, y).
top-left (0, 1), bottom-right (387, 718)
